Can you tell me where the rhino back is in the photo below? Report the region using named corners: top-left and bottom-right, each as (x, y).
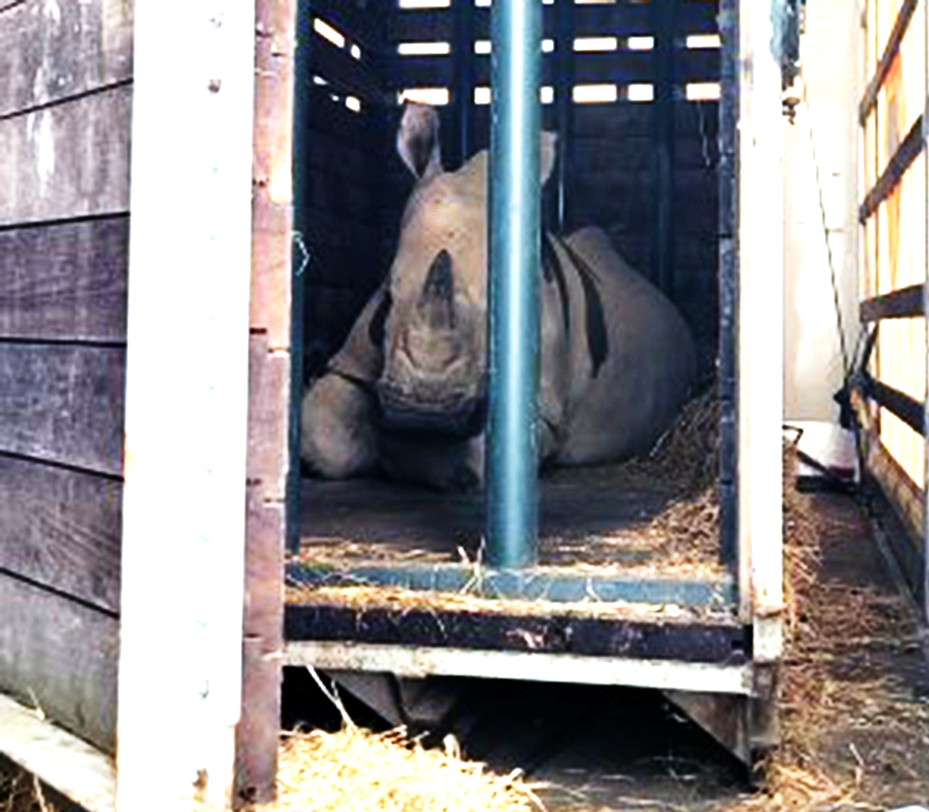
top-left (553, 227), bottom-right (696, 464)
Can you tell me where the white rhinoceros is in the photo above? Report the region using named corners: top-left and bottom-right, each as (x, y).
top-left (300, 104), bottom-right (696, 490)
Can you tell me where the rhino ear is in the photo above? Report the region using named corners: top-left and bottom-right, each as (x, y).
top-left (397, 103), bottom-right (443, 182)
top-left (540, 131), bottom-right (557, 186)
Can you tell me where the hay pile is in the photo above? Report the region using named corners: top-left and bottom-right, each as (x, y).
top-left (0, 766), bottom-right (53, 812)
top-left (253, 672), bottom-right (543, 812)
top-left (618, 387), bottom-right (722, 569)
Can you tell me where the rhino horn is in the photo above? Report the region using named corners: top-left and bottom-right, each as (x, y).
top-left (417, 250), bottom-right (456, 329)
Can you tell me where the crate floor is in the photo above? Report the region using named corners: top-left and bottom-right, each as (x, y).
top-left (297, 465), bottom-right (720, 573)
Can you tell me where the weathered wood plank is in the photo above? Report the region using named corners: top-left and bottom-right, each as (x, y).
top-left (0, 455), bottom-right (121, 613)
top-left (235, 489), bottom-right (285, 804)
top-left (0, 692), bottom-right (116, 812)
top-left (859, 114), bottom-right (924, 223)
top-left (0, 344), bottom-right (125, 476)
top-left (0, 575), bottom-right (118, 753)
top-left (241, 2), bottom-right (294, 798)
top-left (0, 0), bottom-right (133, 117)
top-left (0, 83), bottom-right (131, 226)
top-left (0, 216), bottom-right (128, 342)
top-left (247, 334), bottom-right (289, 502)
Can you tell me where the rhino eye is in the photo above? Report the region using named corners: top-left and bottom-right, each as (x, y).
top-left (368, 289), bottom-right (393, 348)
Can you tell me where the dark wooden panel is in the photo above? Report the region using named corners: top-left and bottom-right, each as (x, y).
top-left (0, 83), bottom-right (132, 225)
top-left (303, 85), bottom-right (386, 151)
top-left (0, 216), bottom-right (128, 342)
top-left (0, 454), bottom-right (121, 612)
top-left (573, 100), bottom-right (719, 138)
top-left (309, 33), bottom-right (386, 104)
top-left (860, 284), bottom-right (924, 322)
top-left (387, 3), bottom-right (718, 42)
top-left (306, 168), bottom-right (379, 224)
top-left (285, 603), bottom-right (747, 663)
top-left (387, 49), bottom-right (719, 89)
top-left (859, 0), bottom-right (918, 124)
top-left (310, 0), bottom-right (381, 49)
top-left (0, 0), bottom-right (133, 117)
top-left (859, 115), bottom-right (924, 223)
top-left (572, 135), bottom-right (718, 175)
top-left (0, 574), bottom-right (118, 753)
top-left (307, 128), bottom-right (378, 181)
top-left (301, 204), bottom-right (382, 260)
top-left (0, 344), bottom-right (125, 476)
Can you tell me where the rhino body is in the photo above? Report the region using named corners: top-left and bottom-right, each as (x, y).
top-left (301, 105), bottom-right (696, 489)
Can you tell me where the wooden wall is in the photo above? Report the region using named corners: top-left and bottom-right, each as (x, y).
top-left (0, 0), bottom-right (132, 753)
top-left (302, 0), bottom-right (721, 382)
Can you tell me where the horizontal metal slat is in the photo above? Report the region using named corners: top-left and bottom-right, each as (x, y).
top-left (858, 114), bottom-right (924, 223)
top-left (860, 284), bottom-right (924, 322)
top-left (308, 35), bottom-right (387, 104)
top-left (858, 373), bottom-right (925, 436)
top-left (387, 49), bottom-right (720, 89)
top-left (387, 3), bottom-right (719, 43)
top-left (858, 0), bottom-right (919, 125)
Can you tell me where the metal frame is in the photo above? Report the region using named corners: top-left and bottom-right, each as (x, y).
top-left (285, 642), bottom-right (753, 695)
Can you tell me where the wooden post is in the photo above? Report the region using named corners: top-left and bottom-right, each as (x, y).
top-left (117, 2), bottom-right (256, 810)
top-left (738, 0), bottom-right (784, 657)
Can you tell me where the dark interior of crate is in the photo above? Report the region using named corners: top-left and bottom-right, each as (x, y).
top-left (295, 0), bottom-right (723, 570)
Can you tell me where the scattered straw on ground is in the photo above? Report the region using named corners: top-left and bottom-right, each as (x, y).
top-left (722, 444), bottom-right (929, 812)
top-left (250, 670), bottom-right (544, 812)
top-left (0, 767), bottom-right (54, 812)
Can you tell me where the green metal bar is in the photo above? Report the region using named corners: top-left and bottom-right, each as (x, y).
top-left (486, 0), bottom-right (543, 568)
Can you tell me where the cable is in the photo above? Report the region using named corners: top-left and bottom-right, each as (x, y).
top-left (799, 75), bottom-right (852, 379)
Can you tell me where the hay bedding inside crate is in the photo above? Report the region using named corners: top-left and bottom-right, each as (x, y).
top-left (296, 388), bottom-right (726, 578)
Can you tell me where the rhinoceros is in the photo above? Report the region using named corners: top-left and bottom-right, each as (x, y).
top-left (300, 104), bottom-right (696, 490)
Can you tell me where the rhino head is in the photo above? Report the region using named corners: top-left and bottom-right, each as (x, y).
top-left (374, 104), bottom-right (556, 439)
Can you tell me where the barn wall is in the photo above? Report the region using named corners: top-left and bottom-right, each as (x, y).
top-left (0, 0), bottom-right (132, 752)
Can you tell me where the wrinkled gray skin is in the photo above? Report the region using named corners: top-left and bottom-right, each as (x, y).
top-left (301, 104), bottom-right (696, 490)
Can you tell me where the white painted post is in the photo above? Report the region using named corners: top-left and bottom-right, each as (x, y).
top-left (117, 2), bottom-right (255, 810)
top-left (739, 0), bottom-right (785, 661)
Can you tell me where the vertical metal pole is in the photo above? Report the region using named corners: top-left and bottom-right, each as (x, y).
top-left (486, 0), bottom-right (543, 569)
top-left (553, 0), bottom-right (575, 232)
top-left (650, 0), bottom-right (677, 297)
top-left (452, 0), bottom-right (476, 168)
